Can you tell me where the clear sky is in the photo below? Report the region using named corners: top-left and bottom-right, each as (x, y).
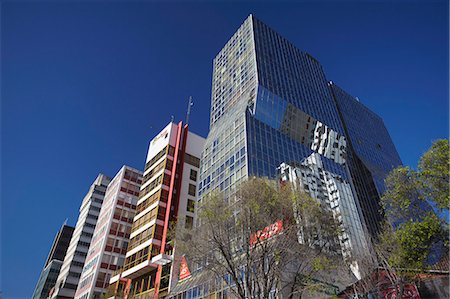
top-left (1, 1), bottom-right (448, 298)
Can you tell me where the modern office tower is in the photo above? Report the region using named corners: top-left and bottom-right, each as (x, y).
top-left (107, 122), bottom-right (205, 299)
top-left (51, 174), bottom-right (111, 299)
top-left (279, 155), bottom-right (366, 259)
top-left (32, 224), bottom-right (75, 299)
top-left (197, 14), bottom-right (365, 252)
top-left (168, 15), bottom-right (402, 297)
top-left (74, 166), bottom-right (142, 299)
top-left (330, 83), bottom-right (402, 237)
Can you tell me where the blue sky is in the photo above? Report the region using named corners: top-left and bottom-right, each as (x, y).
top-left (1, 1), bottom-right (448, 298)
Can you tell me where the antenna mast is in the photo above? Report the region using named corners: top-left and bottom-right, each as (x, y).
top-left (185, 96), bottom-right (193, 125)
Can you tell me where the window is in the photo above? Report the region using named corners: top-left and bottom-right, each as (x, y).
top-left (185, 153), bottom-right (200, 168)
top-left (187, 199), bottom-right (195, 213)
top-left (188, 184), bottom-right (196, 196)
top-left (189, 169), bottom-right (198, 181)
top-left (185, 216), bottom-right (194, 230)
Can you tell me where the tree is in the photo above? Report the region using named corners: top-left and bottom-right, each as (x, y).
top-left (419, 139), bottom-right (450, 211)
top-left (343, 140), bottom-right (449, 299)
top-left (176, 178), bottom-right (352, 299)
top-left (376, 139), bottom-right (449, 296)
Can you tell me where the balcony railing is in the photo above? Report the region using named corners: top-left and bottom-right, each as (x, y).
top-left (123, 253), bottom-right (150, 271)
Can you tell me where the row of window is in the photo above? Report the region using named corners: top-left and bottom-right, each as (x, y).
top-left (144, 146), bottom-right (169, 172)
top-left (128, 225), bottom-right (156, 252)
top-left (143, 159), bottom-right (172, 185)
top-left (131, 206), bottom-right (164, 234)
top-left (139, 174), bottom-right (164, 198)
top-left (136, 189), bottom-right (168, 214)
top-left (124, 169), bottom-right (143, 184)
top-left (185, 153), bottom-right (200, 168)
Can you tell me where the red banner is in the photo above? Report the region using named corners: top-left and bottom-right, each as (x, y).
top-left (250, 220), bottom-right (283, 246)
top-left (179, 256), bottom-right (191, 280)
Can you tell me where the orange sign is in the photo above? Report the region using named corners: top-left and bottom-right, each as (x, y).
top-left (179, 256), bottom-right (191, 280)
top-left (250, 220), bottom-right (283, 246)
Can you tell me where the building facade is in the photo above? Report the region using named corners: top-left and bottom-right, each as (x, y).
top-left (51, 174), bottom-right (111, 299)
top-left (169, 15), bottom-right (402, 298)
top-left (330, 83), bottom-right (402, 237)
top-left (279, 154), bottom-right (366, 263)
top-left (107, 122), bottom-right (205, 299)
top-left (75, 166), bottom-right (142, 299)
top-left (32, 224), bottom-right (75, 299)
top-left (197, 14), bottom-right (367, 254)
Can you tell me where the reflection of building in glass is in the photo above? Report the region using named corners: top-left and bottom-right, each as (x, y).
top-left (107, 122), bottom-right (205, 299)
top-left (330, 83), bottom-right (402, 237)
top-left (197, 15), bottom-right (350, 205)
top-left (52, 174), bottom-right (111, 299)
top-left (75, 166), bottom-right (142, 299)
top-left (279, 154), bottom-right (367, 260)
top-left (169, 14), bottom-right (402, 298)
top-left (279, 154), bottom-right (368, 278)
top-left (32, 224), bottom-right (74, 299)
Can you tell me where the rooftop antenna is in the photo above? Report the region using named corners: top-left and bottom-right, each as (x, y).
top-left (170, 115), bottom-right (174, 123)
top-left (63, 218), bottom-right (68, 226)
top-left (185, 96), bottom-right (193, 125)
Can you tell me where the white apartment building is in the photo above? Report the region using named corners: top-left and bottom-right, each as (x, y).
top-left (51, 174), bottom-right (111, 299)
top-left (74, 166), bottom-right (142, 299)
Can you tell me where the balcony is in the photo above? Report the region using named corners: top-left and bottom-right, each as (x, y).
top-left (109, 271), bottom-right (121, 284)
top-left (122, 259), bottom-right (158, 280)
top-left (150, 253), bottom-right (173, 266)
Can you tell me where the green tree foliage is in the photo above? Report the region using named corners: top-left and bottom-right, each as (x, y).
top-left (419, 139), bottom-right (450, 211)
top-left (379, 139), bottom-right (449, 273)
top-left (382, 167), bottom-right (423, 222)
top-left (378, 214), bottom-right (444, 270)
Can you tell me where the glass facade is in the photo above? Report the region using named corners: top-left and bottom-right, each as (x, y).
top-left (199, 14), bottom-right (401, 239)
top-left (198, 15), bottom-right (361, 251)
top-left (330, 83), bottom-right (402, 237)
top-left (199, 15), bottom-right (350, 203)
top-left (176, 14), bottom-right (402, 298)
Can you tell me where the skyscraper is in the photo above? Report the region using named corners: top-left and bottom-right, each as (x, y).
top-left (107, 122), bottom-right (205, 299)
top-left (75, 166), bottom-right (142, 299)
top-left (32, 224), bottom-right (75, 299)
top-left (52, 174), bottom-right (111, 299)
top-left (198, 14), bottom-right (366, 254)
top-left (169, 15), bottom-right (401, 297)
top-left (330, 83), bottom-right (402, 237)
top-left (199, 15), bottom-right (350, 202)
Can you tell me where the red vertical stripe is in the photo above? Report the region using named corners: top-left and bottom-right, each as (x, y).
top-left (154, 122), bottom-right (188, 298)
top-left (172, 124), bottom-right (188, 219)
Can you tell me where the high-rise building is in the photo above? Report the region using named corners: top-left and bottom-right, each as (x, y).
top-left (75, 166), bottom-right (142, 299)
top-left (107, 122), bottom-right (205, 299)
top-left (32, 224), bottom-right (75, 299)
top-left (330, 83), bottom-right (402, 237)
top-left (168, 15), bottom-right (402, 297)
top-left (51, 174), bottom-right (111, 299)
top-left (197, 14), bottom-right (368, 255)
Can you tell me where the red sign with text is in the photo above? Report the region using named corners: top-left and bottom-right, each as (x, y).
top-left (179, 256), bottom-right (192, 280)
top-left (250, 220), bottom-right (283, 246)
